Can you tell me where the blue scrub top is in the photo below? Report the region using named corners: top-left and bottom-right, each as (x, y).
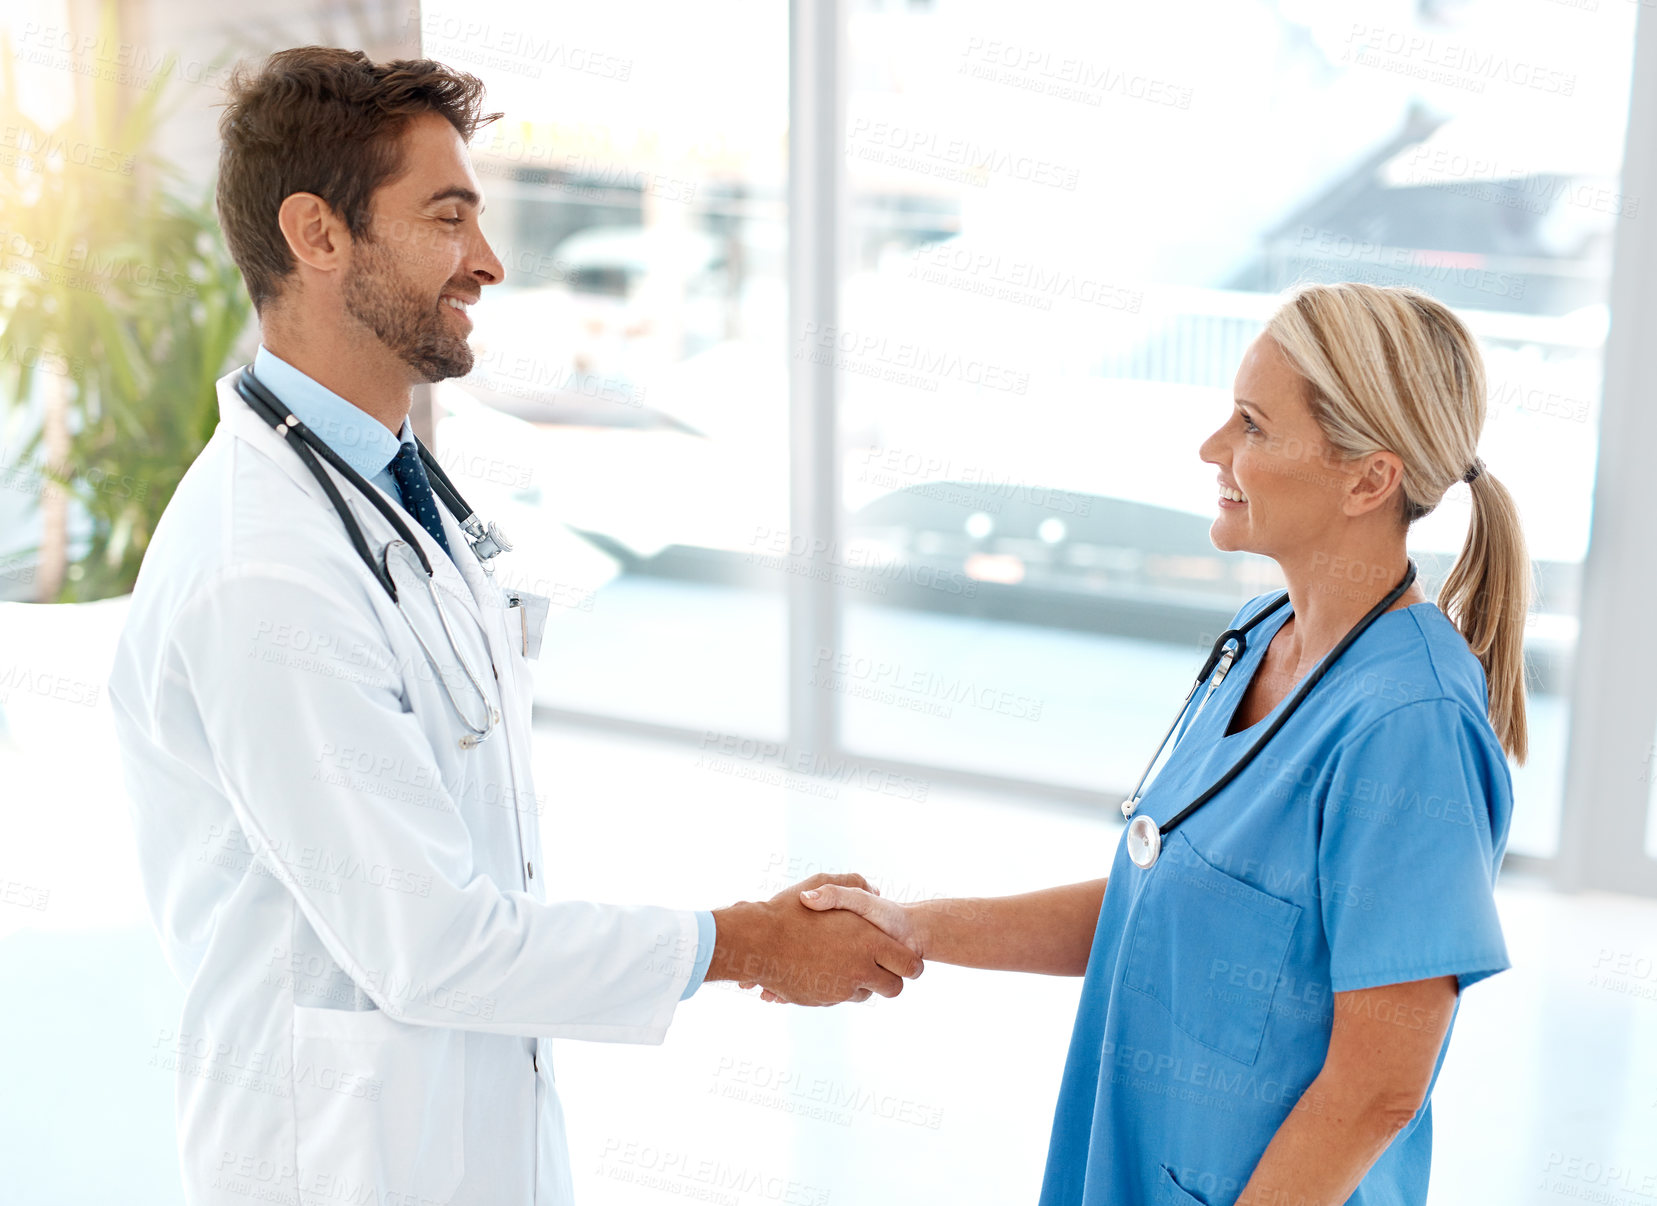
top-left (1040, 594), bottom-right (1513, 1206)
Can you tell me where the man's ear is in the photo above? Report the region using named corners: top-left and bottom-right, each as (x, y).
top-left (1344, 450), bottom-right (1406, 517)
top-left (276, 192), bottom-right (351, 276)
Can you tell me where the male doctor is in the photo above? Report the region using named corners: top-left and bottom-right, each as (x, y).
top-left (108, 46), bottom-right (920, 1206)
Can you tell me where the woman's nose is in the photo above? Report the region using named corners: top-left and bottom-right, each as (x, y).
top-left (1199, 425), bottom-right (1227, 466)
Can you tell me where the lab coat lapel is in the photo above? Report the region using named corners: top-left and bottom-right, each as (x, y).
top-left (219, 370), bottom-right (333, 510)
top-left (444, 500), bottom-right (523, 674)
top-left (216, 370), bottom-right (485, 632)
top-left (419, 446), bottom-right (522, 652)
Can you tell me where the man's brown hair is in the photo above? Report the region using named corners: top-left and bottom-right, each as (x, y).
top-left (216, 46), bottom-right (502, 312)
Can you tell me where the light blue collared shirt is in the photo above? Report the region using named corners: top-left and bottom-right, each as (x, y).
top-left (249, 345), bottom-right (717, 1000)
top-left (253, 345), bottom-right (412, 507)
top-left (684, 910), bottom-right (715, 999)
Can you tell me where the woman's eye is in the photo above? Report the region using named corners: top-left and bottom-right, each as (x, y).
top-left (1241, 412), bottom-right (1261, 434)
top-left (441, 217), bottom-right (464, 226)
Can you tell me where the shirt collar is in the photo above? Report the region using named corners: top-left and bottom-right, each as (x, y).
top-left (252, 345), bottom-right (413, 480)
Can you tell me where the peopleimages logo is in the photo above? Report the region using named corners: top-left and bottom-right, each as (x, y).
top-left (1292, 226), bottom-right (1526, 301)
top-left (794, 322), bottom-right (1030, 396)
top-left (1341, 24), bottom-right (1577, 96)
top-left (0, 662), bottom-right (101, 707)
top-left (0, 126), bottom-right (135, 175)
top-left (0, 227), bottom-right (198, 298)
top-left (957, 38), bottom-right (1195, 111)
top-left (747, 525), bottom-right (979, 600)
top-left (811, 648), bottom-right (1044, 723)
top-left (857, 446), bottom-right (1094, 517)
top-left (846, 117), bottom-right (1080, 192)
top-left (695, 731), bottom-right (931, 803)
top-left (907, 241), bottom-right (1144, 313)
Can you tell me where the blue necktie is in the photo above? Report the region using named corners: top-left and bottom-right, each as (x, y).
top-left (388, 442), bottom-right (457, 566)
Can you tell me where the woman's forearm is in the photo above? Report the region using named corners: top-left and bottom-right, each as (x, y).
top-left (1237, 976), bottom-right (1457, 1204)
top-left (908, 878), bottom-right (1107, 975)
top-left (1233, 1066), bottom-right (1416, 1206)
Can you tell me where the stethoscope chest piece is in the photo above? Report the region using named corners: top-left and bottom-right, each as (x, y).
top-left (1126, 814), bottom-right (1162, 869)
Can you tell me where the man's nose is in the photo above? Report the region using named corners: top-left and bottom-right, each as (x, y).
top-left (470, 232), bottom-right (505, 287)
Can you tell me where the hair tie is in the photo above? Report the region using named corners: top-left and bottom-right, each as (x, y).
top-left (1463, 458), bottom-right (1484, 485)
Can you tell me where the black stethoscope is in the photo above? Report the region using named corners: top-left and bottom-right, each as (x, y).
top-left (1119, 559), bottom-right (1418, 869)
top-left (234, 365), bottom-right (515, 747)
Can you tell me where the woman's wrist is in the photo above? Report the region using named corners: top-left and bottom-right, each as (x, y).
top-left (906, 897), bottom-right (961, 962)
top-left (904, 882), bottom-right (1103, 974)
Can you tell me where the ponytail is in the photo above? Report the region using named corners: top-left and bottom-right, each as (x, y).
top-left (1438, 470), bottom-right (1530, 764)
top-left (1267, 282), bottom-right (1531, 765)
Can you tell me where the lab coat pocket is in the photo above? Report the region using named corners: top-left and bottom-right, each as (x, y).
top-left (1123, 830), bottom-right (1300, 1066)
top-left (291, 1005), bottom-right (466, 1199)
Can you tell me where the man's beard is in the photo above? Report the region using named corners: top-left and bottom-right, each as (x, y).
top-left (343, 236), bottom-right (474, 382)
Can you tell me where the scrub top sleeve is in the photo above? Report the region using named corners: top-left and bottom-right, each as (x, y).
top-left (1318, 698), bottom-right (1512, 994)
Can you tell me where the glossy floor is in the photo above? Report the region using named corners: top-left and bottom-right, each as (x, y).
top-left (1, 708), bottom-right (1651, 1204)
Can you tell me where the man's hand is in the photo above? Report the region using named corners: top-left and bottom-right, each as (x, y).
top-left (706, 873), bottom-right (924, 1006)
top-left (744, 881), bottom-right (926, 1003)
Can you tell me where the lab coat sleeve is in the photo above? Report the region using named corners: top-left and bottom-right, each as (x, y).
top-left (1317, 697), bottom-right (1512, 994)
top-left (165, 561), bottom-right (700, 1042)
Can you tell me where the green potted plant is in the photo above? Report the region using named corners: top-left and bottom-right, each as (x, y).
top-left (0, 8), bottom-right (251, 602)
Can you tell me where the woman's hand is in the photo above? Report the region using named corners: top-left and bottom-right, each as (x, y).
top-left (802, 883), bottom-right (925, 951)
top-left (738, 878), bottom-right (1108, 995)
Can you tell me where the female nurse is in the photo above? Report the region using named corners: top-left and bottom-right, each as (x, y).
top-left (794, 282), bottom-right (1527, 1205)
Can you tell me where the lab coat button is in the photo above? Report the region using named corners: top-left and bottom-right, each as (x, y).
top-left (526, 861), bottom-right (534, 879)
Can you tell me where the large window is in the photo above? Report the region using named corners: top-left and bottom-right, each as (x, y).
top-left (827, 0), bottom-right (1635, 861)
top-left (420, 1), bottom-right (792, 738)
top-left (427, 0), bottom-right (1640, 866)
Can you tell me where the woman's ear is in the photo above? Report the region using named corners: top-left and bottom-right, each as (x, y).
top-left (1345, 450), bottom-right (1406, 517)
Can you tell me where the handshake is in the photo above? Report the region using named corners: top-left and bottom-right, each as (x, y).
top-left (706, 873), bottom-right (927, 1006)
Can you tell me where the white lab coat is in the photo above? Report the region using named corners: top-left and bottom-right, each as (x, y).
top-left (108, 369), bottom-right (700, 1205)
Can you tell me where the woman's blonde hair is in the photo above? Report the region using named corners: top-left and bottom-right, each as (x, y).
top-left (1264, 282), bottom-right (1530, 764)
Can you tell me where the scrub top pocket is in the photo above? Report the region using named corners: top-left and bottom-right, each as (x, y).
top-left (1156, 1163), bottom-right (1215, 1205)
top-left (1123, 830), bottom-right (1301, 1067)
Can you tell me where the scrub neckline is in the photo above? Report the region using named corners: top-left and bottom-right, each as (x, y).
top-left (1217, 597), bottom-right (1437, 741)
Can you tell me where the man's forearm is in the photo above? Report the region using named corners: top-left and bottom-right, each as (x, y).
top-left (909, 878), bottom-right (1107, 975)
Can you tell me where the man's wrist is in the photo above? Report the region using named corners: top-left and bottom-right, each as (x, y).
top-left (705, 900), bottom-right (777, 984)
